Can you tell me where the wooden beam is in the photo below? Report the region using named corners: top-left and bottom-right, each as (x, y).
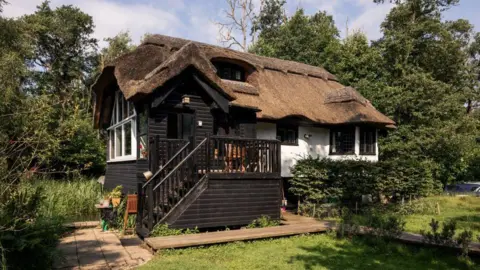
top-left (192, 74), bottom-right (229, 113)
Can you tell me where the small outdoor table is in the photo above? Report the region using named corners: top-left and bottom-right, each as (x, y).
top-left (95, 204), bottom-right (114, 231)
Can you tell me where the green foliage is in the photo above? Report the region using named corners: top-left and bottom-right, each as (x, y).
top-left (250, 9), bottom-right (340, 67)
top-left (421, 218), bottom-right (457, 246)
top-left (30, 176), bottom-right (102, 222)
top-left (0, 181), bottom-right (66, 269)
top-left (108, 185), bottom-right (123, 199)
top-left (290, 157), bottom-right (441, 205)
top-left (456, 230), bottom-right (473, 257)
top-left (363, 211), bottom-right (406, 239)
top-left (246, 215), bottom-right (280, 228)
top-left (150, 223), bottom-right (199, 237)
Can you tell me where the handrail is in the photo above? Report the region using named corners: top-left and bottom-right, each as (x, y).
top-left (153, 137), bottom-right (208, 191)
top-left (142, 141), bottom-right (190, 188)
top-left (210, 135), bottom-right (280, 142)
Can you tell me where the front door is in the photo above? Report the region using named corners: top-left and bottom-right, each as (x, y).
top-left (167, 110), bottom-right (195, 143)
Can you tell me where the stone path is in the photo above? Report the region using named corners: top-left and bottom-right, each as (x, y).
top-left (55, 228), bottom-right (153, 270)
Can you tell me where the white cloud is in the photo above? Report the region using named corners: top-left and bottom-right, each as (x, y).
top-left (348, 1), bottom-right (394, 40)
top-left (3, 0), bottom-right (184, 47)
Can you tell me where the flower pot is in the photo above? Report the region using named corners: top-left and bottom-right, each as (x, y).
top-left (111, 198), bottom-right (121, 207)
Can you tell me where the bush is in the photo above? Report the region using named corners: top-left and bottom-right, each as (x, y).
top-left (457, 230), bottom-right (474, 257)
top-left (290, 157), bottom-right (442, 206)
top-left (246, 215), bottom-right (280, 228)
top-left (421, 219), bottom-right (457, 246)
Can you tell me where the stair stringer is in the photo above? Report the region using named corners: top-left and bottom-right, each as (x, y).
top-left (159, 174), bottom-right (208, 226)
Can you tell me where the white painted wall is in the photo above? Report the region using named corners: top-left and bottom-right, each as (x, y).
top-left (256, 122), bottom-right (378, 177)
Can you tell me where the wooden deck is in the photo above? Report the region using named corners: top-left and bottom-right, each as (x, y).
top-left (145, 212), bottom-right (331, 251)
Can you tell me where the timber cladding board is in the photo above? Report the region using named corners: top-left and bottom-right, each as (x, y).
top-left (105, 160), bottom-right (137, 192)
top-left (170, 178), bottom-right (282, 229)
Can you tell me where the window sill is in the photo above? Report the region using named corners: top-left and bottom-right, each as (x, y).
top-left (329, 152), bottom-right (355, 156)
top-left (359, 153), bottom-right (377, 156)
top-left (107, 156), bottom-right (137, 163)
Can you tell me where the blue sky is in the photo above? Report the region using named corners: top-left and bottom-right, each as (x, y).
top-left (4, 0), bottom-right (480, 49)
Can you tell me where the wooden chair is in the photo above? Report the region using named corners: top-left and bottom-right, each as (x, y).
top-left (122, 194), bottom-right (138, 235)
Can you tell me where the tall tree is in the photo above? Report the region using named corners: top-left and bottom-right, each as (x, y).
top-left (215, 0), bottom-right (255, 51)
top-left (251, 9), bottom-right (340, 68)
top-left (99, 31), bottom-right (136, 71)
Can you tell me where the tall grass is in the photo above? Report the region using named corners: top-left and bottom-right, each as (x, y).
top-left (28, 177), bottom-right (103, 222)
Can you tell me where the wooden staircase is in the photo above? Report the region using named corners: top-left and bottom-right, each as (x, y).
top-left (138, 136), bottom-right (210, 237)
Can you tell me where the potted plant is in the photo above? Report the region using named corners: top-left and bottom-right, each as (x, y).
top-left (109, 185), bottom-right (123, 207)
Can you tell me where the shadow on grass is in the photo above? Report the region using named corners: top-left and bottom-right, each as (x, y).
top-left (290, 236), bottom-right (476, 270)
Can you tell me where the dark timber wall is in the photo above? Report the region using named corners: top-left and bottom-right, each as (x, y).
top-left (105, 161), bottom-right (137, 192)
top-left (170, 178), bottom-right (282, 229)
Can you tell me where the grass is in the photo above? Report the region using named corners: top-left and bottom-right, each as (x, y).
top-left (402, 195), bottom-right (480, 235)
top-left (140, 234), bottom-right (477, 270)
top-left (29, 177), bottom-right (103, 222)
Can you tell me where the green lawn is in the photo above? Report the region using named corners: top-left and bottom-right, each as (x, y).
top-left (140, 234), bottom-right (477, 270)
top-left (402, 196), bottom-right (480, 235)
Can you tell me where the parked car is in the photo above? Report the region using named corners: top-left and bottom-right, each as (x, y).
top-left (445, 183), bottom-right (480, 196)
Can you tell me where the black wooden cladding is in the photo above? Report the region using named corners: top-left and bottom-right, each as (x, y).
top-left (170, 178), bottom-right (282, 229)
top-left (105, 160), bottom-right (137, 192)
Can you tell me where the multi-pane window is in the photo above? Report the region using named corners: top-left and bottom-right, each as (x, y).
top-left (360, 127), bottom-right (376, 155)
top-left (107, 91), bottom-right (136, 161)
top-left (213, 62), bottom-right (245, 82)
top-left (330, 127), bottom-right (355, 155)
top-left (277, 125), bottom-right (298, 145)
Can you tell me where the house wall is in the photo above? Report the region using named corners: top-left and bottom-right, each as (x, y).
top-left (256, 122), bottom-right (379, 177)
top-left (170, 178), bottom-right (281, 229)
top-left (104, 160), bottom-right (137, 192)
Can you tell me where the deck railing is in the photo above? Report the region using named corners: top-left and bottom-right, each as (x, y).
top-left (206, 136), bottom-right (281, 175)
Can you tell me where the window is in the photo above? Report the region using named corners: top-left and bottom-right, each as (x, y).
top-left (107, 91), bottom-right (136, 161)
top-left (360, 127), bottom-right (376, 155)
top-left (330, 127), bottom-right (355, 155)
top-left (213, 62), bottom-right (245, 81)
top-left (137, 104), bottom-right (148, 159)
top-left (277, 125), bottom-right (298, 145)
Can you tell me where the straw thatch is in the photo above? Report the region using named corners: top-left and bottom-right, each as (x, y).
top-left (93, 34), bottom-right (395, 128)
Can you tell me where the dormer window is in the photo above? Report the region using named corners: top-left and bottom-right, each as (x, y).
top-left (213, 62), bottom-right (245, 82)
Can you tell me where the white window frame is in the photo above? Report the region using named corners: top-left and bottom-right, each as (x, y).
top-left (107, 91), bottom-right (137, 162)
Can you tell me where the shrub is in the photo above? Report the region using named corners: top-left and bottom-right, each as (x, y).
top-left (246, 215), bottom-right (280, 228)
top-left (365, 212), bottom-right (406, 239)
top-left (290, 157), bottom-right (442, 207)
top-left (150, 223), bottom-right (199, 237)
top-left (421, 219), bottom-right (457, 246)
top-left (456, 230), bottom-right (474, 257)
top-left (297, 202), bottom-right (342, 219)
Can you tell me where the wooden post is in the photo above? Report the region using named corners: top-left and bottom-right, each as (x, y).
top-left (436, 202), bottom-right (441, 215)
top-left (355, 201), bottom-right (358, 215)
top-left (206, 133), bottom-right (211, 173)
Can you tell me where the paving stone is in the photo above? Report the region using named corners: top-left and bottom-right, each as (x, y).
top-left (80, 263), bottom-right (110, 270)
top-left (53, 256), bottom-right (78, 269)
top-left (78, 254), bottom-right (106, 266)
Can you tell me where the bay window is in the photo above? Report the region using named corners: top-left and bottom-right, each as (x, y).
top-left (107, 91), bottom-right (136, 161)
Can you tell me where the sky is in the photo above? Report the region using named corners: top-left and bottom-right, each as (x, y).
top-left (3, 0), bottom-right (480, 49)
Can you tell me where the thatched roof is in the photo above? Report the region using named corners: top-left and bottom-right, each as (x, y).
top-left (93, 34), bottom-right (395, 128)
